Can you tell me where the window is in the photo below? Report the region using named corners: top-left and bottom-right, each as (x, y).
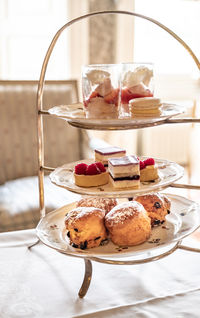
top-left (134, 0), bottom-right (200, 76)
top-left (0, 0), bottom-right (69, 79)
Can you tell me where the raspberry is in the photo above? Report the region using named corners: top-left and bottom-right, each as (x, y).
top-left (95, 162), bottom-right (106, 172)
top-left (144, 158), bottom-right (155, 166)
top-left (85, 163), bottom-right (101, 175)
top-left (140, 160), bottom-right (146, 170)
top-left (74, 163), bottom-right (88, 175)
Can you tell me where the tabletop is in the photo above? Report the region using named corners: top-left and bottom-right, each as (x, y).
top-left (0, 228), bottom-right (200, 318)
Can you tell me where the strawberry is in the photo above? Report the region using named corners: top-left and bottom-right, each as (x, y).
top-left (140, 160), bottom-right (146, 170)
top-left (75, 163), bottom-right (88, 175)
top-left (84, 91), bottom-right (101, 107)
top-left (85, 163), bottom-right (101, 175)
top-left (121, 88), bottom-right (153, 104)
top-left (95, 161), bottom-right (106, 172)
top-left (121, 88), bottom-right (133, 104)
top-left (90, 91), bottom-right (101, 99)
top-left (104, 88), bottom-right (119, 105)
top-left (143, 158), bottom-right (155, 166)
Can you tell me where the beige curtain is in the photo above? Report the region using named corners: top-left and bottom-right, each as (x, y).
top-left (87, 0), bottom-right (138, 154)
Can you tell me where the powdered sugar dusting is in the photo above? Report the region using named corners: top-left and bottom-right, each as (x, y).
top-left (77, 197), bottom-right (117, 214)
top-left (105, 201), bottom-right (146, 226)
top-left (65, 206), bottom-right (104, 227)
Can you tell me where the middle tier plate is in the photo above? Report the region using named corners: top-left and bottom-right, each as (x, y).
top-left (49, 158), bottom-right (184, 197)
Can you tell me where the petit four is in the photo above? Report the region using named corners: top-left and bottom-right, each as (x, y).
top-left (108, 155), bottom-right (140, 189)
top-left (105, 201), bottom-right (151, 246)
top-left (95, 146), bottom-right (126, 166)
top-left (129, 97), bottom-right (162, 117)
top-left (74, 162), bottom-right (109, 187)
top-left (139, 158), bottom-right (159, 182)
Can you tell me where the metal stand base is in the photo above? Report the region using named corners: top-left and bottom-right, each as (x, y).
top-left (78, 259), bottom-right (93, 298)
top-left (27, 238), bottom-right (41, 249)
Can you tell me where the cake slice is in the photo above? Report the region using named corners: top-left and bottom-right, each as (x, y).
top-left (108, 155), bottom-right (140, 189)
top-left (95, 146), bottom-right (126, 166)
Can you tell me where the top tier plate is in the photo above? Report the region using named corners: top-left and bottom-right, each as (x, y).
top-left (48, 103), bottom-right (184, 130)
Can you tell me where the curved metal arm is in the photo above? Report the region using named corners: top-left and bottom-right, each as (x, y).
top-left (37, 10), bottom-right (200, 217)
top-left (37, 10), bottom-right (200, 105)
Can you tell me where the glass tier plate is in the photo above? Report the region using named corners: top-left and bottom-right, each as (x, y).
top-left (48, 103), bottom-right (184, 130)
top-left (49, 158), bottom-right (184, 198)
top-left (36, 194), bottom-right (200, 261)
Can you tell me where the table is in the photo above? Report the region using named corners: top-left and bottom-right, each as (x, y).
top-left (0, 229), bottom-right (200, 318)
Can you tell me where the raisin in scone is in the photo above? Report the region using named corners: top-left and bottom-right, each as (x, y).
top-left (65, 207), bottom-right (107, 249)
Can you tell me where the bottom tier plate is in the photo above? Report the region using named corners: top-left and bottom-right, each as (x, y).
top-left (36, 194), bottom-right (200, 261)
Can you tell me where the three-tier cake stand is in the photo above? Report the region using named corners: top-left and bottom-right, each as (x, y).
top-left (34, 11), bottom-right (200, 298)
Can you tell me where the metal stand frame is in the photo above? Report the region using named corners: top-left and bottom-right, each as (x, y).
top-left (35, 10), bottom-right (200, 297)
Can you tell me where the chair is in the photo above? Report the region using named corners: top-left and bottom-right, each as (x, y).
top-left (0, 80), bottom-right (86, 232)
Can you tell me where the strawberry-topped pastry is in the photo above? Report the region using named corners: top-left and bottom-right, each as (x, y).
top-left (82, 66), bottom-right (120, 119)
top-left (121, 65), bottom-right (154, 115)
top-left (74, 161), bottom-right (109, 187)
top-left (139, 157), bottom-right (159, 182)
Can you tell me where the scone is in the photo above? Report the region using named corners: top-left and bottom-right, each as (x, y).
top-left (105, 201), bottom-right (151, 246)
top-left (134, 193), bottom-right (171, 226)
top-left (76, 197), bottom-right (117, 215)
top-left (65, 207), bottom-right (107, 249)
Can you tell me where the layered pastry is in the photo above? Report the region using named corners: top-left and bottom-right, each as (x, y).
top-left (74, 162), bottom-right (109, 187)
top-left (95, 146), bottom-right (126, 167)
top-left (134, 193), bottom-right (171, 226)
top-left (83, 69), bottom-right (119, 119)
top-left (65, 206), bottom-right (107, 249)
top-left (121, 66), bottom-right (153, 115)
top-left (76, 197), bottom-right (117, 215)
top-left (129, 97), bottom-right (162, 117)
top-left (139, 158), bottom-right (159, 182)
top-left (108, 155), bottom-right (140, 189)
top-left (105, 201), bottom-right (151, 246)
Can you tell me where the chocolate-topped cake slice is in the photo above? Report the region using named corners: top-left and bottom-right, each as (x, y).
top-left (95, 146), bottom-right (126, 166)
top-left (108, 155), bottom-right (140, 189)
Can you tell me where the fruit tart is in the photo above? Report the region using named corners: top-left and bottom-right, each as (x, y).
top-left (139, 158), bottom-right (159, 182)
top-left (74, 162), bottom-right (109, 187)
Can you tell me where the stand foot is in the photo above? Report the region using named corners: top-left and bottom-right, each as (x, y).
top-left (28, 238), bottom-right (40, 249)
top-left (78, 259), bottom-right (92, 298)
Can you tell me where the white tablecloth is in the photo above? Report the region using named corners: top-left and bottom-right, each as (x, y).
top-left (0, 229), bottom-right (200, 318)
